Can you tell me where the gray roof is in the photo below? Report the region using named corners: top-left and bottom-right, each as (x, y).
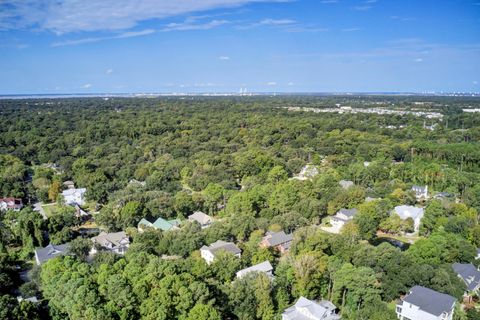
top-left (188, 211), bottom-right (214, 225)
top-left (282, 297), bottom-right (340, 320)
top-left (92, 231), bottom-right (129, 249)
top-left (263, 231), bottom-right (293, 247)
top-left (236, 261), bottom-right (273, 278)
top-left (393, 205), bottom-right (424, 220)
top-left (403, 286), bottom-right (456, 316)
top-left (412, 185), bottom-right (427, 192)
top-left (201, 240), bottom-right (241, 256)
top-left (338, 208), bottom-right (358, 218)
top-left (35, 243), bottom-right (70, 265)
top-left (452, 263), bottom-right (480, 291)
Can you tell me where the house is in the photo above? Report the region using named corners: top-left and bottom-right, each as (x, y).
top-left (434, 192), bottom-right (454, 201)
top-left (282, 297), bottom-right (341, 320)
top-left (128, 179), bottom-right (146, 187)
top-left (236, 261), bottom-right (273, 279)
top-left (294, 164), bottom-right (319, 180)
top-left (330, 208), bottom-right (358, 230)
top-left (34, 243), bottom-right (70, 266)
top-left (396, 286), bottom-right (456, 320)
top-left (63, 181), bottom-right (75, 189)
top-left (411, 185), bottom-right (428, 200)
top-left (188, 211), bottom-right (214, 228)
top-left (17, 296), bottom-right (39, 303)
top-left (91, 231), bottom-right (130, 255)
top-left (452, 263), bottom-right (480, 294)
top-left (200, 240), bottom-right (241, 264)
top-left (62, 188), bottom-right (86, 206)
top-left (260, 231), bottom-right (293, 254)
top-left (339, 180), bottom-right (354, 190)
top-left (138, 217), bottom-right (181, 232)
top-left (0, 198), bottom-right (23, 211)
top-left (392, 205), bottom-right (424, 232)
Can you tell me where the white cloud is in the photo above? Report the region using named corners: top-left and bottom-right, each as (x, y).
top-left (81, 83), bottom-right (92, 88)
top-left (161, 18), bottom-right (228, 32)
top-left (342, 27), bottom-right (360, 32)
top-left (352, 5), bottom-right (373, 11)
top-left (267, 81), bottom-right (277, 86)
top-left (219, 56), bottom-right (230, 60)
top-left (258, 18), bottom-right (296, 26)
top-left (413, 58), bottom-right (423, 62)
top-left (0, 0), bottom-right (286, 33)
top-left (287, 82), bottom-right (294, 86)
top-left (106, 68), bottom-right (114, 74)
top-left (51, 28), bottom-right (155, 46)
top-left (473, 81), bottom-right (478, 85)
top-left (285, 26), bottom-right (328, 33)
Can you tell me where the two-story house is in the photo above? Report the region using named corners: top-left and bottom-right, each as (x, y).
top-left (91, 231), bottom-right (130, 255)
top-left (282, 297), bottom-right (341, 320)
top-left (396, 286), bottom-right (456, 320)
top-left (200, 240), bottom-right (241, 264)
top-left (62, 188), bottom-right (87, 206)
top-left (236, 261), bottom-right (273, 279)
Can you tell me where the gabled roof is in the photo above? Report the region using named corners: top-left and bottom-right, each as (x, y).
top-left (139, 217), bottom-right (180, 231)
top-left (412, 185), bottom-right (427, 192)
top-left (452, 263), bottom-right (480, 291)
top-left (337, 208), bottom-right (358, 218)
top-left (263, 231), bottom-right (293, 247)
top-left (153, 217), bottom-right (177, 231)
top-left (403, 286), bottom-right (456, 316)
top-left (188, 211), bottom-right (214, 225)
top-left (282, 296), bottom-right (340, 320)
top-left (92, 231), bottom-right (129, 249)
top-left (35, 243), bottom-right (70, 265)
top-left (393, 205), bottom-right (424, 220)
top-left (236, 261), bottom-right (273, 278)
top-left (201, 240), bottom-right (241, 256)
top-left (62, 188), bottom-right (86, 197)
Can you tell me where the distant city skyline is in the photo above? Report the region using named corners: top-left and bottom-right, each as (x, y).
top-left (0, 0), bottom-right (479, 94)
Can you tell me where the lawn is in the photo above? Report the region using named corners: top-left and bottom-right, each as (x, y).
top-left (41, 203), bottom-right (62, 218)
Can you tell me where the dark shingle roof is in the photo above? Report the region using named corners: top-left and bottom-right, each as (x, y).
top-left (452, 263), bottom-right (480, 291)
top-left (338, 208), bottom-right (358, 218)
top-left (35, 243), bottom-right (70, 265)
top-left (403, 286), bottom-right (456, 316)
top-left (201, 240), bottom-right (241, 256)
top-left (264, 231), bottom-right (293, 247)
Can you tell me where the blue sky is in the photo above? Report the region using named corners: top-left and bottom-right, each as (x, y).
top-left (0, 0), bottom-right (479, 94)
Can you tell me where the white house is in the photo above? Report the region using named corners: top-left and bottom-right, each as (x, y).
top-left (282, 297), bottom-right (341, 320)
top-left (91, 231), bottom-right (130, 255)
top-left (200, 240), bottom-right (241, 265)
top-left (396, 286), bottom-right (455, 320)
top-left (392, 205), bottom-right (424, 232)
top-left (236, 261), bottom-right (273, 279)
top-left (330, 208), bottom-right (358, 230)
top-left (62, 188), bottom-right (87, 206)
top-left (411, 185), bottom-right (428, 200)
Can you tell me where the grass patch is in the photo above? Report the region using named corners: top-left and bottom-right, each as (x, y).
top-left (41, 203), bottom-right (61, 217)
